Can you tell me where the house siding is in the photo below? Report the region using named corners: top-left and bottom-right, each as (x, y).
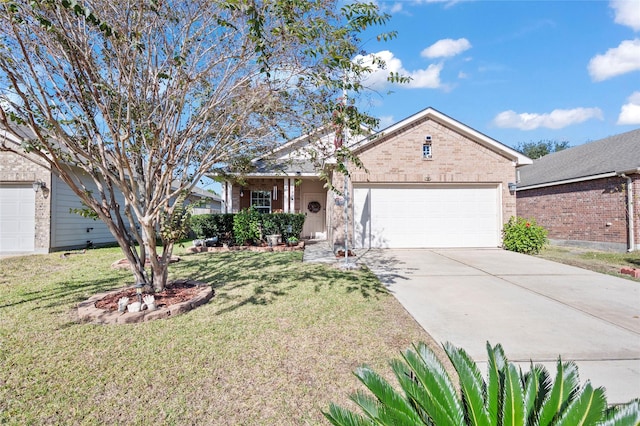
top-left (516, 175), bottom-right (640, 251)
top-left (0, 151), bottom-right (51, 252)
top-left (50, 174), bottom-right (120, 250)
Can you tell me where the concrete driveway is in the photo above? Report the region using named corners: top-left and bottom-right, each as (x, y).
top-left (359, 248), bottom-right (640, 404)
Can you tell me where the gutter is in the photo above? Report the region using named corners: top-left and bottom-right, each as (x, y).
top-left (517, 172), bottom-right (618, 191)
top-left (617, 168), bottom-right (639, 252)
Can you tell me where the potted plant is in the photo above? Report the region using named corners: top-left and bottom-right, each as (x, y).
top-left (287, 236), bottom-right (299, 247)
top-left (266, 234), bottom-right (281, 246)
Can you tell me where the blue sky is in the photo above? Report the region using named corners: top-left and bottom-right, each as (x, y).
top-left (355, 0), bottom-right (640, 149)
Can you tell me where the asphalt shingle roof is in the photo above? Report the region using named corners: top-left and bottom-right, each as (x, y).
top-left (518, 128), bottom-right (640, 188)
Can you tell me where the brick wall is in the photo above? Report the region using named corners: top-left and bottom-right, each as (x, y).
top-left (349, 116), bottom-right (517, 221)
top-left (0, 151), bottom-right (51, 252)
top-left (516, 175), bottom-right (640, 251)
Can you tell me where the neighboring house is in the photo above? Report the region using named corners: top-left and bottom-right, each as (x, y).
top-left (188, 186), bottom-right (223, 215)
top-left (215, 107), bottom-right (531, 249)
top-left (516, 128), bottom-right (640, 252)
top-left (0, 128), bottom-right (222, 254)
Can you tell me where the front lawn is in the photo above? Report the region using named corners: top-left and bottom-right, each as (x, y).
top-left (536, 245), bottom-right (640, 281)
top-left (0, 245), bottom-right (436, 424)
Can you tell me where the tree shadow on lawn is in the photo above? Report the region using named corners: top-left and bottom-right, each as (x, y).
top-left (0, 256), bottom-right (131, 311)
top-left (172, 251), bottom-right (388, 314)
top-left (0, 274), bottom-right (130, 311)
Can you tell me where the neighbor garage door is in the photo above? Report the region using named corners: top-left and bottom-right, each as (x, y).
top-left (353, 185), bottom-right (500, 248)
top-left (0, 185), bottom-right (36, 253)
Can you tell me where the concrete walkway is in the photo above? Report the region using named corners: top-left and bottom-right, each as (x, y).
top-left (302, 239), bottom-right (338, 263)
top-left (357, 248), bottom-right (640, 405)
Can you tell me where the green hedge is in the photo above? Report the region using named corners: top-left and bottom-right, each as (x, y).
top-left (190, 211), bottom-right (305, 245)
top-left (189, 213), bottom-right (235, 241)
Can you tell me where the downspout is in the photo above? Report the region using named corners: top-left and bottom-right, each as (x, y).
top-left (617, 172), bottom-right (635, 252)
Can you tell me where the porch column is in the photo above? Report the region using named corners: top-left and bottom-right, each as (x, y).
top-left (225, 182), bottom-right (232, 213)
top-left (289, 178), bottom-right (296, 213)
top-left (284, 178), bottom-right (290, 213)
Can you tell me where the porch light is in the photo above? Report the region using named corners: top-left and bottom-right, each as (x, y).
top-left (508, 182), bottom-right (517, 193)
top-left (240, 188), bottom-right (244, 197)
top-left (32, 180), bottom-right (46, 192)
top-left (273, 185), bottom-right (278, 200)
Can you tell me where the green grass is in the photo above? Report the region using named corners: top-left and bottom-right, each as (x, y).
top-left (536, 245), bottom-right (640, 281)
top-left (0, 245), bottom-right (436, 425)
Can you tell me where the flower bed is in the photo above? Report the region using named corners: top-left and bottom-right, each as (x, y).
top-left (186, 240), bottom-right (305, 254)
top-left (77, 280), bottom-right (213, 324)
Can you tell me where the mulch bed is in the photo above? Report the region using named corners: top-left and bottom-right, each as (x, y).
top-left (95, 280), bottom-right (201, 311)
top-left (187, 241), bottom-right (304, 254)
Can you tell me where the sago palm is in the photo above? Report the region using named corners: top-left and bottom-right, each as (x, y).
top-left (324, 342), bottom-right (640, 426)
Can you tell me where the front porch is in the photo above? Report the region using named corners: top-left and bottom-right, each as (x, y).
top-left (222, 177), bottom-right (329, 240)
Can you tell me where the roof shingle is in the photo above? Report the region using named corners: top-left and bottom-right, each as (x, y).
top-left (518, 128), bottom-right (640, 188)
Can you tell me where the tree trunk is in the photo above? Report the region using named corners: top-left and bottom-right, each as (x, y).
top-left (139, 221), bottom-right (171, 292)
top-left (91, 206), bottom-right (149, 287)
top-left (152, 261), bottom-right (169, 293)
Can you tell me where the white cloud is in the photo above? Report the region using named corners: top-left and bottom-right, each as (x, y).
top-left (610, 0), bottom-right (640, 31)
top-left (377, 115), bottom-right (396, 129)
top-left (408, 63), bottom-right (444, 88)
top-left (492, 108), bottom-right (604, 130)
top-left (389, 2), bottom-right (403, 13)
top-left (588, 39), bottom-right (640, 81)
top-left (354, 50), bottom-right (444, 90)
top-left (421, 38), bottom-right (472, 59)
top-left (617, 91), bottom-right (640, 125)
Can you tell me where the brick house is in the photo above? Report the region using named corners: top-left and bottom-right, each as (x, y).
top-left (217, 107), bottom-right (531, 249)
top-left (516, 128), bottom-right (640, 252)
top-left (0, 126), bottom-right (222, 255)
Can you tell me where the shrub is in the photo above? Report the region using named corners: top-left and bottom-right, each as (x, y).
top-left (502, 216), bottom-right (548, 254)
top-left (233, 207), bottom-right (262, 245)
top-left (271, 212), bottom-right (305, 240)
top-left (324, 341), bottom-right (640, 426)
top-left (189, 215), bottom-right (216, 239)
top-left (190, 213), bottom-right (234, 240)
top-left (190, 211), bottom-right (305, 245)
top-left (261, 214), bottom-right (280, 236)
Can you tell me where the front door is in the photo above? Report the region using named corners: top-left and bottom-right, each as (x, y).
top-left (301, 193), bottom-right (326, 239)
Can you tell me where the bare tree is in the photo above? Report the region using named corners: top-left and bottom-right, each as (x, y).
top-left (0, 0), bottom-right (398, 291)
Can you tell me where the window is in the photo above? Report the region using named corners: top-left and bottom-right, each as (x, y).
top-left (251, 190), bottom-right (271, 213)
top-left (423, 143), bottom-right (432, 159)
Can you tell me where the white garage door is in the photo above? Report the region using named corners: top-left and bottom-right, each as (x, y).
top-left (353, 185), bottom-right (500, 248)
top-left (0, 185), bottom-right (36, 253)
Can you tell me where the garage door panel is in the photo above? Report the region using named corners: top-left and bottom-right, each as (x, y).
top-left (354, 186), bottom-right (499, 248)
top-left (0, 186), bottom-right (36, 252)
